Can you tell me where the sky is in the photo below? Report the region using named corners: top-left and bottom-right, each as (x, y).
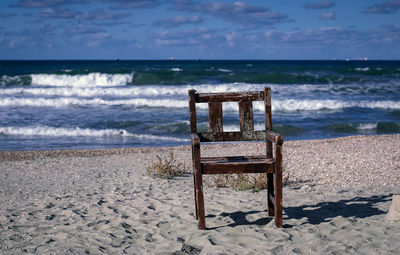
top-left (0, 0), bottom-right (399, 60)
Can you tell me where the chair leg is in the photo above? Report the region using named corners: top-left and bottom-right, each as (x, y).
top-left (274, 166), bottom-right (283, 228)
top-left (193, 171), bottom-right (198, 220)
top-left (267, 173), bottom-right (275, 216)
top-left (195, 170), bottom-right (206, 230)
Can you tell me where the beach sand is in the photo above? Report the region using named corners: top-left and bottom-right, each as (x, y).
top-left (1, 134), bottom-right (399, 254)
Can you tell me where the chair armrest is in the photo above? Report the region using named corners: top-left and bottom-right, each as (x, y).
top-left (191, 133), bottom-right (201, 170)
top-left (266, 131), bottom-right (283, 146)
top-left (191, 133), bottom-right (200, 147)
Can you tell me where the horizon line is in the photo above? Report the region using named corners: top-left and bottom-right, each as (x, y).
top-left (1, 58), bottom-right (399, 61)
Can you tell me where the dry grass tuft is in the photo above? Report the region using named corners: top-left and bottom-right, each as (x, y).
top-left (146, 151), bottom-right (190, 179)
top-left (206, 170), bottom-right (290, 192)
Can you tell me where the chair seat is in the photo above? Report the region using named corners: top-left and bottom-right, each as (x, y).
top-left (201, 155), bottom-right (275, 174)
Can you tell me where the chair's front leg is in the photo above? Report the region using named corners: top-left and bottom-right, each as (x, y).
top-left (274, 144), bottom-right (283, 228)
top-left (194, 166), bottom-right (206, 230)
top-left (267, 173), bottom-right (275, 216)
top-left (191, 133), bottom-right (206, 230)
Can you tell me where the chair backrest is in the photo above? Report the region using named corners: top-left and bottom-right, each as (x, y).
top-left (188, 88), bottom-right (272, 143)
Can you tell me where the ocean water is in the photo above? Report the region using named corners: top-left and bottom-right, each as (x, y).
top-left (1, 60), bottom-right (399, 151)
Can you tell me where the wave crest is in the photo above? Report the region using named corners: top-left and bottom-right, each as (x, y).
top-left (1, 97), bottom-right (400, 111)
top-left (30, 73), bottom-right (132, 87)
top-left (0, 125), bottom-right (189, 142)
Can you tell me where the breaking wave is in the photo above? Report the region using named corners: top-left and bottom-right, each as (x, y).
top-left (1, 96), bottom-right (400, 112)
top-left (1, 82), bottom-right (399, 100)
top-left (0, 125), bottom-right (188, 142)
top-left (31, 73), bottom-right (133, 87)
top-left (1, 73), bottom-right (133, 87)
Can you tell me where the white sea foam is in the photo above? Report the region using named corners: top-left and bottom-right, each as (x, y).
top-left (271, 99), bottom-right (343, 111)
top-left (170, 68), bottom-right (183, 72)
top-left (0, 125), bottom-right (188, 142)
top-left (132, 134), bottom-right (188, 142)
top-left (0, 75), bottom-right (25, 86)
top-left (223, 123), bottom-right (265, 132)
top-left (1, 96), bottom-right (400, 111)
top-left (356, 123), bottom-right (378, 130)
top-left (355, 67), bottom-right (370, 71)
top-left (218, 68), bottom-right (233, 73)
top-left (0, 97), bottom-right (190, 108)
top-left (0, 83), bottom-right (267, 98)
top-left (30, 73), bottom-right (132, 87)
top-left (268, 99), bottom-right (400, 112)
top-left (0, 126), bottom-right (129, 137)
top-left (2, 82), bottom-right (398, 99)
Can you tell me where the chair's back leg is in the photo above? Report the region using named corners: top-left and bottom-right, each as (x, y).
top-left (274, 144), bottom-right (283, 228)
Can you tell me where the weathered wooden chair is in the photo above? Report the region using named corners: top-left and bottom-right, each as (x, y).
top-left (188, 88), bottom-right (283, 230)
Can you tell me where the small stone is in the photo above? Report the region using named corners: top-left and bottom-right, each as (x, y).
top-left (385, 195), bottom-right (400, 223)
top-left (298, 185), bottom-right (312, 192)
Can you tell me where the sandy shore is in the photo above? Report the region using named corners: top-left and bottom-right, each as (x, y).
top-left (1, 134), bottom-right (399, 254)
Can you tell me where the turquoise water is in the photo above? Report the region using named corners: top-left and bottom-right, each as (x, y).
top-left (1, 60), bottom-right (399, 150)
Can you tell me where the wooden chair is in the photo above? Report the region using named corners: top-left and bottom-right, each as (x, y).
top-left (188, 88), bottom-right (283, 230)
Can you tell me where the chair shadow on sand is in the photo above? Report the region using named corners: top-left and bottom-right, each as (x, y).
top-left (206, 193), bottom-right (392, 229)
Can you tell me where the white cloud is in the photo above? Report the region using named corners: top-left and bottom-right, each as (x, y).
top-left (319, 11), bottom-right (336, 20)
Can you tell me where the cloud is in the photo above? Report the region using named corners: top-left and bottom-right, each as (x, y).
top-left (64, 24), bottom-right (106, 34)
top-left (4, 24), bottom-right (57, 37)
top-left (153, 16), bottom-right (203, 27)
top-left (304, 0), bottom-right (335, 9)
top-left (76, 8), bottom-right (132, 20)
top-left (1, 12), bottom-right (17, 18)
top-left (319, 11), bottom-right (336, 20)
top-left (12, 0), bottom-right (82, 8)
top-left (263, 27), bottom-right (359, 46)
top-left (214, 25), bottom-right (400, 58)
top-left (12, 0), bottom-right (160, 10)
top-left (260, 26), bottom-right (400, 56)
top-left (107, 0), bottom-right (161, 10)
top-left (154, 27), bottom-right (223, 46)
top-left (39, 8), bottom-right (132, 20)
top-left (170, 0), bottom-right (290, 27)
top-left (40, 8), bottom-right (77, 19)
top-left (364, 0), bottom-right (400, 14)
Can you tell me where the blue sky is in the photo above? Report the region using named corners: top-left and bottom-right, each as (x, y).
top-left (0, 0), bottom-right (399, 59)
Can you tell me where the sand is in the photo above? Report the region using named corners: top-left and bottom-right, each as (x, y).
top-left (0, 134), bottom-right (399, 254)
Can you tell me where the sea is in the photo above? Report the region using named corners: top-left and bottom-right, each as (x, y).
top-left (1, 60), bottom-right (399, 151)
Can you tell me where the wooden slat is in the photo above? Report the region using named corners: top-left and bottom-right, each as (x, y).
top-left (188, 89), bottom-right (197, 133)
top-left (202, 155), bottom-right (274, 162)
top-left (264, 88), bottom-right (273, 157)
top-left (195, 91), bottom-right (264, 103)
top-left (208, 102), bottom-right (223, 132)
top-left (266, 131), bottom-right (283, 146)
top-left (198, 131), bottom-right (266, 142)
top-left (202, 162), bottom-right (275, 175)
top-left (201, 156), bottom-right (275, 175)
top-left (264, 88), bottom-right (272, 130)
top-left (239, 100), bottom-right (254, 133)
